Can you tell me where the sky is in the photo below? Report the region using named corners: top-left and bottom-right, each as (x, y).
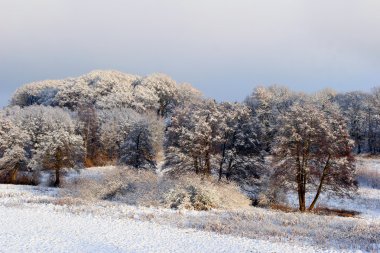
top-left (1, 0), bottom-right (380, 107)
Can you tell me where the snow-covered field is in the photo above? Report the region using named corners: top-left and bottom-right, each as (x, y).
top-left (0, 186), bottom-right (330, 253)
top-left (0, 158), bottom-right (379, 253)
top-left (0, 202), bottom-right (329, 253)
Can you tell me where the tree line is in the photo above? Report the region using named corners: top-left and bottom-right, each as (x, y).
top-left (0, 70), bottom-right (375, 211)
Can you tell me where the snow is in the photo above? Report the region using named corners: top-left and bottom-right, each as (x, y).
top-left (0, 193), bottom-right (327, 253)
top-left (285, 157), bottom-right (380, 220)
top-left (0, 158), bottom-right (379, 252)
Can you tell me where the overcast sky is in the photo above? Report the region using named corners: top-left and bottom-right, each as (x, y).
top-left (1, 0), bottom-right (380, 107)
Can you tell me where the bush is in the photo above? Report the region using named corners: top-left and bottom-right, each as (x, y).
top-left (165, 184), bottom-right (217, 211)
top-left (164, 176), bottom-right (251, 211)
top-left (62, 167), bottom-right (251, 211)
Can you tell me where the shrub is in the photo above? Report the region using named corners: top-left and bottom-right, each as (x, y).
top-left (164, 176), bottom-right (251, 211)
top-left (62, 167), bottom-right (251, 210)
top-left (164, 184), bottom-right (217, 211)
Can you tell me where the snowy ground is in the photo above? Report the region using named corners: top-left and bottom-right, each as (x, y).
top-left (0, 204), bottom-right (329, 253)
top-left (0, 158), bottom-right (379, 253)
top-left (0, 184), bottom-right (333, 253)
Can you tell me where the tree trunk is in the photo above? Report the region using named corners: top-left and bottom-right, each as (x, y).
top-left (297, 164), bottom-right (306, 211)
top-left (226, 158), bottom-right (234, 180)
top-left (205, 151), bottom-right (211, 176)
top-left (10, 169), bottom-right (18, 184)
top-left (194, 157), bottom-right (199, 174)
top-left (296, 147), bottom-right (306, 212)
top-left (54, 168), bottom-right (60, 187)
top-left (368, 109), bottom-right (374, 154)
top-left (135, 132), bottom-right (141, 168)
top-left (309, 155), bottom-right (331, 211)
top-left (218, 142), bottom-right (226, 181)
top-left (297, 175), bottom-right (306, 212)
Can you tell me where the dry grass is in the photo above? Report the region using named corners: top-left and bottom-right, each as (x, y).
top-left (313, 207), bottom-right (360, 217)
top-left (164, 176), bottom-right (251, 211)
top-left (1, 181), bottom-right (378, 252)
top-left (0, 171), bottom-right (39, 185)
top-left (267, 203), bottom-right (360, 218)
top-left (62, 167), bottom-right (251, 211)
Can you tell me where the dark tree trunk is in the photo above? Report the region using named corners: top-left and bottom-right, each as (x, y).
top-left (225, 158), bottom-right (234, 181)
top-left (296, 146), bottom-right (306, 212)
top-left (205, 151), bottom-right (211, 176)
top-left (194, 157), bottom-right (199, 174)
top-left (10, 169), bottom-right (18, 184)
top-left (54, 148), bottom-right (63, 187)
top-left (135, 132), bottom-right (141, 168)
top-left (54, 168), bottom-right (60, 187)
top-left (309, 155), bottom-right (331, 211)
top-left (297, 173), bottom-right (306, 212)
top-left (218, 142), bottom-right (226, 181)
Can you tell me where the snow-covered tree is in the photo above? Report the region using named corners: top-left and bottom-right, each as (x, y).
top-left (98, 107), bottom-right (164, 168)
top-left (177, 83), bottom-right (203, 107)
top-left (245, 85), bottom-right (298, 152)
top-left (167, 99), bottom-right (264, 181)
top-left (140, 73), bottom-right (179, 117)
top-left (10, 80), bottom-right (68, 107)
top-left (10, 70), bottom-right (201, 122)
top-left (55, 79), bottom-right (95, 110)
top-left (0, 113), bottom-right (29, 183)
top-left (98, 108), bottom-right (142, 162)
top-left (365, 87), bottom-right (380, 154)
top-left (272, 100), bottom-right (356, 211)
top-left (335, 91), bottom-right (369, 153)
top-left (55, 70), bottom-right (141, 110)
top-left (167, 99), bottom-right (222, 175)
top-left (119, 117), bottom-right (158, 169)
top-left (217, 102), bottom-right (263, 182)
top-left (9, 106), bottom-right (84, 186)
top-left (76, 104), bottom-right (100, 166)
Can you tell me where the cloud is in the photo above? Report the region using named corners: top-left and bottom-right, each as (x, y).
top-left (0, 0), bottom-right (379, 107)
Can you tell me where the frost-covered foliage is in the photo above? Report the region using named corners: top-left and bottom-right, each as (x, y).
top-left (335, 88), bottom-right (380, 154)
top-left (244, 85), bottom-right (380, 155)
top-left (335, 91), bottom-right (369, 153)
top-left (10, 70), bottom-right (197, 117)
top-left (5, 106), bottom-right (84, 186)
top-left (0, 112), bottom-right (29, 183)
top-left (139, 73), bottom-right (179, 117)
top-left (5, 69), bottom-right (380, 206)
top-left (64, 166), bottom-right (251, 210)
top-left (10, 80), bottom-right (68, 107)
top-left (166, 99), bottom-right (220, 175)
top-left (216, 102), bottom-right (264, 182)
top-left (164, 177), bottom-right (251, 211)
top-left (166, 99), bottom-right (264, 184)
top-left (272, 99), bottom-right (356, 211)
top-left (98, 108), bottom-right (141, 162)
top-left (75, 104), bottom-right (100, 165)
top-left (97, 108), bottom-right (164, 168)
top-left (119, 117), bottom-right (157, 169)
top-left (245, 85), bottom-right (299, 152)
